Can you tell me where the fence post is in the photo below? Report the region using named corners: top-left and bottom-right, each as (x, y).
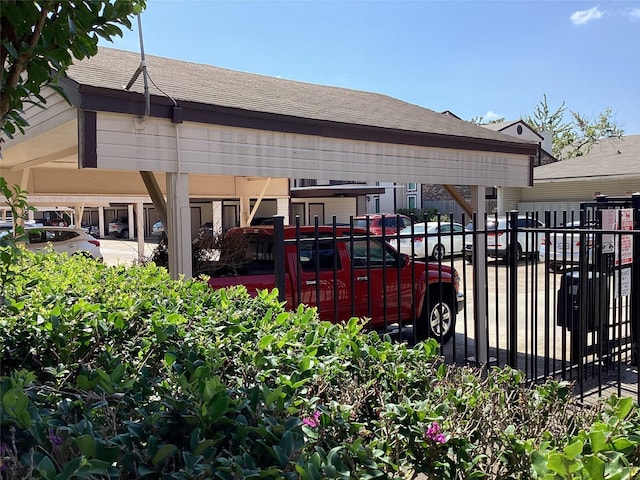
top-left (273, 215), bottom-right (286, 303)
top-left (632, 193), bottom-right (640, 367)
top-left (543, 210), bottom-right (551, 374)
top-left (508, 210), bottom-right (519, 367)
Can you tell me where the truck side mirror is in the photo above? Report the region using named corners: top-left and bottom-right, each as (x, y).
top-left (400, 253), bottom-right (411, 267)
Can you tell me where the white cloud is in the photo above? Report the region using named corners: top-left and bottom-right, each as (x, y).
top-left (484, 111), bottom-right (503, 122)
top-left (626, 8), bottom-right (640, 20)
top-left (570, 6), bottom-right (604, 25)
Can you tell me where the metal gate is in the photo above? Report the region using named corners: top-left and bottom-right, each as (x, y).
top-left (270, 199), bottom-right (640, 401)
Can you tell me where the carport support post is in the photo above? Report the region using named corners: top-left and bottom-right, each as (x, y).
top-left (239, 197), bottom-right (250, 227)
top-left (73, 205), bottom-right (85, 227)
top-left (471, 186), bottom-right (489, 365)
top-left (127, 205), bottom-right (135, 239)
top-left (135, 202), bottom-right (145, 260)
top-left (276, 198), bottom-right (289, 223)
top-left (98, 207), bottom-right (105, 237)
top-left (212, 201), bottom-right (223, 233)
top-left (166, 172), bottom-right (193, 280)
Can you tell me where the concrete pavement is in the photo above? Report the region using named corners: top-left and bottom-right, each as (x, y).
top-left (98, 237), bottom-right (160, 266)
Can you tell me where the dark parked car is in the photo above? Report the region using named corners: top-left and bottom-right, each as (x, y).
top-left (353, 214), bottom-right (412, 236)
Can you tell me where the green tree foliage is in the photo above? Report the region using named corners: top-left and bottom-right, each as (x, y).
top-left (522, 94), bottom-right (624, 160)
top-left (469, 115), bottom-right (505, 125)
top-left (1, 0), bottom-right (146, 137)
top-left (0, 177), bottom-right (35, 304)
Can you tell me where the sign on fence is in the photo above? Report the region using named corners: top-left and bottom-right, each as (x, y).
top-left (602, 208), bottom-right (634, 266)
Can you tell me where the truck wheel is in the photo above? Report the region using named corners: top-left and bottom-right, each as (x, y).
top-left (432, 243), bottom-right (446, 261)
top-left (504, 243), bottom-right (523, 265)
top-left (417, 295), bottom-right (455, 344)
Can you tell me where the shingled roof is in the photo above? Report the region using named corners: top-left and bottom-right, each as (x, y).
top-left (534, 135), bottom-right (640, 182)
top-left (63, 47), bottom-right (536, 151)
top-left (482, 120), bottom-right (544, 140)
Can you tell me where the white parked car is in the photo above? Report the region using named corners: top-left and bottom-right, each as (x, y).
top-left (152, 220), bottom-right (164, 236)
top-left (0, 220), bottom-right (40, 230)
top-left (388, 221), bottom-right (465, 260)
top-left (539, 220), bottom-right (595, 271)
top-left (1, 226), bottom-right (103, 260)
top-left (108, 216), bottom-right (131, 238)
top-left (464, 216), bottom-right (544, 263)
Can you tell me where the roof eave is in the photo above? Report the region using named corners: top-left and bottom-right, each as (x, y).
top-left (63, 80), bottom-right (539, 157)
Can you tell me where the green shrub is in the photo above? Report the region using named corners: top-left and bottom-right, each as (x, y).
top-left (1, 251), bottom-right (639, 479)
top-left (395, 208), bottom-right (424, 223)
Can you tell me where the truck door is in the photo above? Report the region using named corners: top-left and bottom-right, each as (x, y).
top-left (348, 238), bottom-right (412, 330)
top-left (296, 238), bottom-right (350, 322)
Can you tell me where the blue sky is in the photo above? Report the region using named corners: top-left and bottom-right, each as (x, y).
top-left (107, 0), bottom-right (640, 134)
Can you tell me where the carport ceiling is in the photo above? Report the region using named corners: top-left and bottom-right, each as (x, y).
top-left (2, 47), bottom-right (538, 190)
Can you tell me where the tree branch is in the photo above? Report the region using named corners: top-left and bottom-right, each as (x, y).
top-left (1, 5), bottom-right (50, 118)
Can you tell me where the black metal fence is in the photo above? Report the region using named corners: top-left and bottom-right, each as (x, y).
top-left (264, 198), bottom-right (640, 402)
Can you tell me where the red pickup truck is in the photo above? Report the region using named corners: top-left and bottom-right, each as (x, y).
top-left (207, 225), bottom-right (464, 343)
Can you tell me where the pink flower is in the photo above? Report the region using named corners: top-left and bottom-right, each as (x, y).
top-left (302, 410), bottom-right (321, 428)
top-left (0, 443), bottom-right (8, 472)
top-left (426, 421), bottom-right (447, 444)
top-left (48, 428), bottom-right (63, 447)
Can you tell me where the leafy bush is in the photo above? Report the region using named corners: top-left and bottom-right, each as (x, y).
top-left (395, 209), bottom-right (425, 223)
top-left (0, 178), bottom-right (36, 304)
top-left (1, 251), bottom-right (639, 479)
top-left (394, 209), bottom-right (452, 224)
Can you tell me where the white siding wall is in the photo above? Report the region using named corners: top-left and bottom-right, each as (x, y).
top-left (3, 87), bottom-right (77, 168)
top-left (522, 179), bottom-right (640, 203)
top-left (15, 88), bottom-right (76, 145)
top-left (518, 178), bottom-right (640, 220)
top-left (95, 113), bottom-right (533, 187)
top-left (518, 201), bottom-right (583, 220)
top-left (499, 186), bottom-right (524, 213)
top-left (376, 182), bottom-right (397, 213)
top-left (321, 198), bottom-right (357, 224)
top-left (291, 198), bottom-right (357, 225)
top-left (499, 124), bottom-right (541, 143)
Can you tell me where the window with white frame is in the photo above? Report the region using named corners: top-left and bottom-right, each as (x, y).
top-left (407, 182), bottom-right (417, 192)
top-left (407, 195), bottom-right (417, 209)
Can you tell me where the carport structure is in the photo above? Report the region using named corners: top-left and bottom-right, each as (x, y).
top-left (2, 47), bottom-right (539, 271)
top-left (2, 47), bottom-right (539, 360)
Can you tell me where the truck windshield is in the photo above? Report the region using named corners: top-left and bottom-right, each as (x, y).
top-left (218, 233), bottom-right (274, 275)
